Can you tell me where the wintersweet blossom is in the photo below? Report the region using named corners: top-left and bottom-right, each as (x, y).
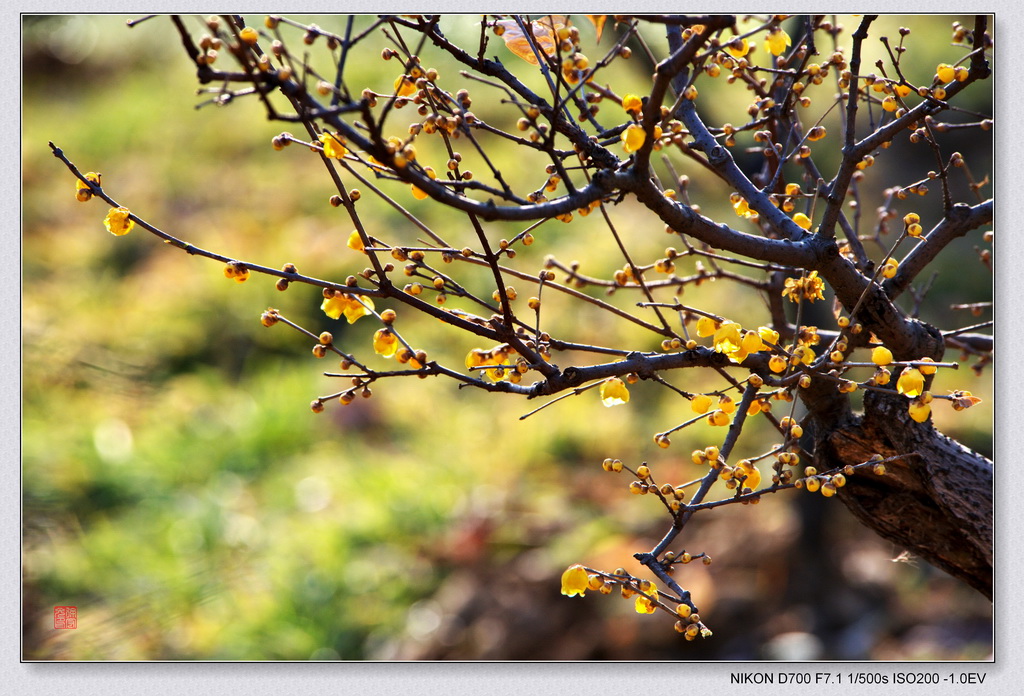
top-left (764, 28), bottom-right (792, 57)
top-left (691, 394), bottom-right (713, 414)
top-left (103, 207), bottom-right (135, 236)
top-left (560, 564), bottom-right (589, 597)
top-left (871, 346), bottom-right (893, 366)
top-left (75, 172), bottom-right (101, 202)
top-left (908, 399), bottom-right (931, 423)
top-left (319, 132), bottom-right (348, 159)
top-left (782, 271), bottom-right (825, 303)
top-left (896, 367), bottom-right (925, 397)
top-left (600, 377), bottom-right (630, 407)
top-left (373, 328), bottom-right (399, 357)
top-left (634, 584), bottom-right (659, 614)
top-left (725, 38), bottom-right (750, 57)
top-left (696, 316), bottom-right (719, 337)
top-left (321, 292), bottom-right (374, 323)
top-left (621, 93), bottom-right (642, 114)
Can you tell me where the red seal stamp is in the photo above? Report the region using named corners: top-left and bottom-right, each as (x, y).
top-left (53, 606), bottom-right (77, 629)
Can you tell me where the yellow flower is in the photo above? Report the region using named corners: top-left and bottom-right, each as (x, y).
top-left (741, 331), bottom-right (764, 354)
top-left (708, 409), bottom-right (730, 426)
top-left (725, 38), bottom-right (750, 57)
top-left (75, 172), bottom-right (101, 202)
top-left (560, 564), bottom-right (589, 597)
top-left (465, 348), bottom-right (488, 369)
top-left (881, 257), bottom-right (899, 279)
top-left (737, 461), bottom-right (761, 490)
top-left (347, 230), bottom-right (365, 253)
top-left (792, 345), bottom-right (815, 365)
top-left (634, 584), bottom-right (659, 614)
top-left (223, 262), bottom-right (250, 283)
top-left (764, 29), bottom-right (792, 57)
top-left (600, 377), bottom-right (630, 407)
top-left (621, 123), bottom-right (646, 153)
top-left (732, 197), bottom-right (756, 219)
top-left (936, 63), bottom-right (955, 84)
top-left (758, 326), bottom-right (780, 346)
top-left (239, 27), bottom-right (259, 45)
top-left (908, 398), bottom-right (931, 423)
top-left (622, 93), bottom-right (642, 114)
top-left (807, 126), bottom-right (826, 142)
top-left (713, 322), bottom-right (742, 355)
top-left (782, 271), bottom-right (825, 303)
top-left (321, 292), bottom-right (374, 323)
top-left (696, 316), bottom-right (719, 337)
top-left (896, 367), bottom-right (925, 397)
top-left (394, 75), bottom-right (417, 97)
top-left (411, 166), bottom-right (436, 200)
top-left (373, 328), bottom-right (399, 358)
top-left (103, 206), bottom-right (135, 236)
top-left (319, 132), bottom-right (348, 159)
top-left (871, 346), bottom-right (893, 366)
top-left (768, 355), bottom-right (786, 373)
top-left (691, 394), bottom-right (713, 414)
top-left (465, 346), bottom-right (514, 382)
top-left (792, 212), bottom-right (812, 230)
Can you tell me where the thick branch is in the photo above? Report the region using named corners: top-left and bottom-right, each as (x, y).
top-left (820, 391), bottom-right (992, 598)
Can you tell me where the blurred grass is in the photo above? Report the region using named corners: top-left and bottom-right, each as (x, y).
top-left (23, 14), bottom-right (992, 660)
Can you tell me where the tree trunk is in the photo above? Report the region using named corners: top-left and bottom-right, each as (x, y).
top-left (813, 390), bottom-right (993, 599)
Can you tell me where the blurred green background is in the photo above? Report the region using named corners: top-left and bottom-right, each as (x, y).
top-left (22, 14), bottom-right (992, 660)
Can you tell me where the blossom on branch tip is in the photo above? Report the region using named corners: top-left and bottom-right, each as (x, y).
top-left (950, 390), bottom-right (982, 411)
top-left (560, 564), bottom-right (589, 597)
top-left (103, 207), bottom-right (135, 236)
top-left (634, 584), bottom-right (659, 614)
top-left (600, 377), bottom-right (630, 407)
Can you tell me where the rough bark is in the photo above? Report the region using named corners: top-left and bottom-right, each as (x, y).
top-left (813, 390), bottom-right (993, 599)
